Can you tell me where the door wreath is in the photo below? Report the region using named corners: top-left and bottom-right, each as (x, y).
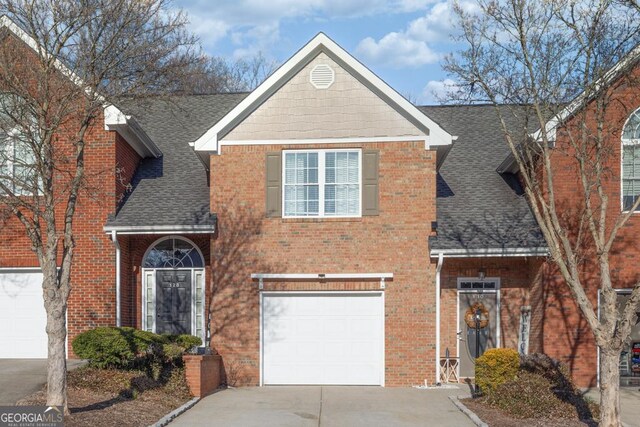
top-left (464, 302), bottom-right (490, 329)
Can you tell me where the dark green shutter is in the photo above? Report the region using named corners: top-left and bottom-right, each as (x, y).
top-left (265, 151), bottom-right (282, 217)
top-left (362, 149), bottom-right (379, 216)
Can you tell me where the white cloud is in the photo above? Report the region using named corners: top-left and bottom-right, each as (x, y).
top-left (422, 78), bottom-right (461, 104)
top-left (357, 33), bottom-right (439, 67)
top-left (176, 0), bottom-right (438, 54)
top-left (355, 0), bottom-right (479, 68)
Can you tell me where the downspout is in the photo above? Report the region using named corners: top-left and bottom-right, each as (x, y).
top-left (110, 230), bottom-right (121, 327)
top-left (435, 252), bottom-right (444, 384)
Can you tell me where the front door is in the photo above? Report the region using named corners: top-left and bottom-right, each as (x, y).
top-left (156, 270), bottom-right (191, 335)
top-left (458, 291), bottom-right (498, 378)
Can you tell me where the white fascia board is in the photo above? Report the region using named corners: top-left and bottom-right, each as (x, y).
top-left (430, 247), bottom-right (549, 258)
top-left (193, 33), bottom-right (452, 153)
top-left (103, 224), bottom-right (215, 235)
top-left (220, 135), bottom-right (427, 147)
top-left (251, 273), bottom-right (393, 280)
top-left (531, 43), bottom-right (640, 143)
top-left (104, 105), bottom-right (161, 158)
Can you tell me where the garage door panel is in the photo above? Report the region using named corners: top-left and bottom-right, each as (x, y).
top-left (262, 293), bottom-right (383, 385)
top-left (0, 271), bottom-right (47, 358)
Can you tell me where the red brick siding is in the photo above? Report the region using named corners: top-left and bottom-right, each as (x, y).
top-left (114, 133), bottom-right (141, 210)
top-left (209, 141), bottom-right (437, 386)
top-left (535, 67), bottom-right (640, 387)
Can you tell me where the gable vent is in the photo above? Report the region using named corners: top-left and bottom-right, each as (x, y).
top-left (310, 64), bottom-right (335, 89)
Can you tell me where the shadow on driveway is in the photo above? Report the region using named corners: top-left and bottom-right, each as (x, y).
top-left (0, 359), bottom-right (85, 405)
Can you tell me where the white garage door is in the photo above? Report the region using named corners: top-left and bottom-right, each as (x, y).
top-left (0, 270), bottom-right (47, 358)
top-left (262, 292), bottom-right (384, 385)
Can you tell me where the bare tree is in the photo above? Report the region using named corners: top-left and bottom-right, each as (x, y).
top-left (176, 51), bottom-right (279, 94)
top-left (0, 0), bottom-right (200, 412)
top-left (445, 1), bottom-right (640, 425)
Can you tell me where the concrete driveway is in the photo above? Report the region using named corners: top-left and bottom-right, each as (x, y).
top-left (585, 387), bottom-right (640, 427)
top-left (170, 386), bottom-right (474, 427)
top-left (0, 359), bottom-right (85, 405)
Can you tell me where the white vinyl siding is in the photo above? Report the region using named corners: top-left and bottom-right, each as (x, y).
top-left (283, 149), bottom-right (361, 218)
top-left (622, 109), bottom-right (640, 211)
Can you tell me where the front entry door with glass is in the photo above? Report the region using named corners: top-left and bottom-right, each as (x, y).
top-left (156, 270), bottom-right (192, 334)
top-left (458, 288), bottom-right (498, 378)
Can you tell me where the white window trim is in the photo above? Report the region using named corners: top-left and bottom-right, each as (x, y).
top-left (282, 148), bottom-right (363, 219)
top-left (1, 130), bottom-right (37, 196)
top-left (621, 133), bottom-right (640, 214)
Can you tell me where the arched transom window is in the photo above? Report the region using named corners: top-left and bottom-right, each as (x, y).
top-left (143, 237), bottom-right (204, 268)
top-left (622, 108), bottom-right (640, 211)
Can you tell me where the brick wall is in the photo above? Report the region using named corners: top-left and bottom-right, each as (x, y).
top-left (209, 141), bottom-right (437, 386)
top-left (533, 67), bottom-right (640, 387)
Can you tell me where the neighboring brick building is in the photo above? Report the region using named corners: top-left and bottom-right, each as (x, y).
top-left (1, 18), bottom-right (638, 389)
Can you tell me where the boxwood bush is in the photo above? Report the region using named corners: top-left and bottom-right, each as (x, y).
top-left (72, 327), bottom-right (202, 369)
top-left (474, 348), bottom-right (520, 394)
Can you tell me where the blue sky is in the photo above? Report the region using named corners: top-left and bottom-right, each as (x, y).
top-left (173, 0), bottom-right (476, 104)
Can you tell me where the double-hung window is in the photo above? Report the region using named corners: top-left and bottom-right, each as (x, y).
top-left (0, 94), bottom-right (38, 196)
top-left (622, 108), bottom-right (640, 211)
top-left (0, 131), bottom-right (37, 196)
top-left (283, 149), bottom-right (361, 218)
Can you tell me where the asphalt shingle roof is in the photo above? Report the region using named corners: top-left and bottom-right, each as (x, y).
top-left (420, 105), bottom-right (546, 252)
top-left (106, 93), bottom-right (247, 228)
top-left (108, 95), bottom-right (545, 251)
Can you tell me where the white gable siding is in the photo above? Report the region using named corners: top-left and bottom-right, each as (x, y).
top-left (221, 52), bottom-right (424, 142)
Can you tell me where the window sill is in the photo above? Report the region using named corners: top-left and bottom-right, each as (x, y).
top-left (281, 217), bottom-right (364, 223)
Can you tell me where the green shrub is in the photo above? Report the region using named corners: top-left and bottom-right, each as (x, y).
top-left (72, 327), bottom-right (137, 368)
top-left (173, 334), bottom-right (202, 351)
top-left (72, 327), bottom-right (194, 369)
top-left (475, 348), bottom-right (520, 394)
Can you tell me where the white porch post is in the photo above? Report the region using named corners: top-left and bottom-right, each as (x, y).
top-left (435, 252), bottom-right (444, 384)
top-left (110, 230), bottom-right (121, 327)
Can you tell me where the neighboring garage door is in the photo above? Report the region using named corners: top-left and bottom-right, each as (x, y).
top-left (0, 270), bottom-right (47, 358)
top-left (262, 292), bottom-right (384, 385)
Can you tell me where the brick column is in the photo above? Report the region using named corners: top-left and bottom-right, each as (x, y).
top-left (183, 354), bottom-right (222, 397)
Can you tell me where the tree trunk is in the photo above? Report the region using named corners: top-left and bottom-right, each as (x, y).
top-left (43, 274), bottom-right (68, 414)
top-left (599, 348), bottom-right (622, 427)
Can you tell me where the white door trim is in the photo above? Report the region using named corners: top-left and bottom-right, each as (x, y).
top-left (141, 267), bottom-right (205, 341)
top-left (259, 290), bottom-right (385, 386)
top-left (456, 277), bottom-right (501, 379)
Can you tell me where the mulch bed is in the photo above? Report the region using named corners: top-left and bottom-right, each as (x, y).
top-left (461, 398), bottom-right (598, 427)
top-left (17, 367), bottom-right (193, 427)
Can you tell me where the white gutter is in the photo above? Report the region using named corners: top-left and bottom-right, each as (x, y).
top-left (435, 252), bottom-right (444, 384)
top-left (429, 247), bottom-right (549, 258)
top-left (103, 224), bottom-right (216, 235)
top-left (251, 272), bottom-right (393, 290)
top-left (110, 230), bottom-right (121, 327)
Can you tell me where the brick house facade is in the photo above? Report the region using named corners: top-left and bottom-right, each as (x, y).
top-left (1, 19), bottom-right (639, 388)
